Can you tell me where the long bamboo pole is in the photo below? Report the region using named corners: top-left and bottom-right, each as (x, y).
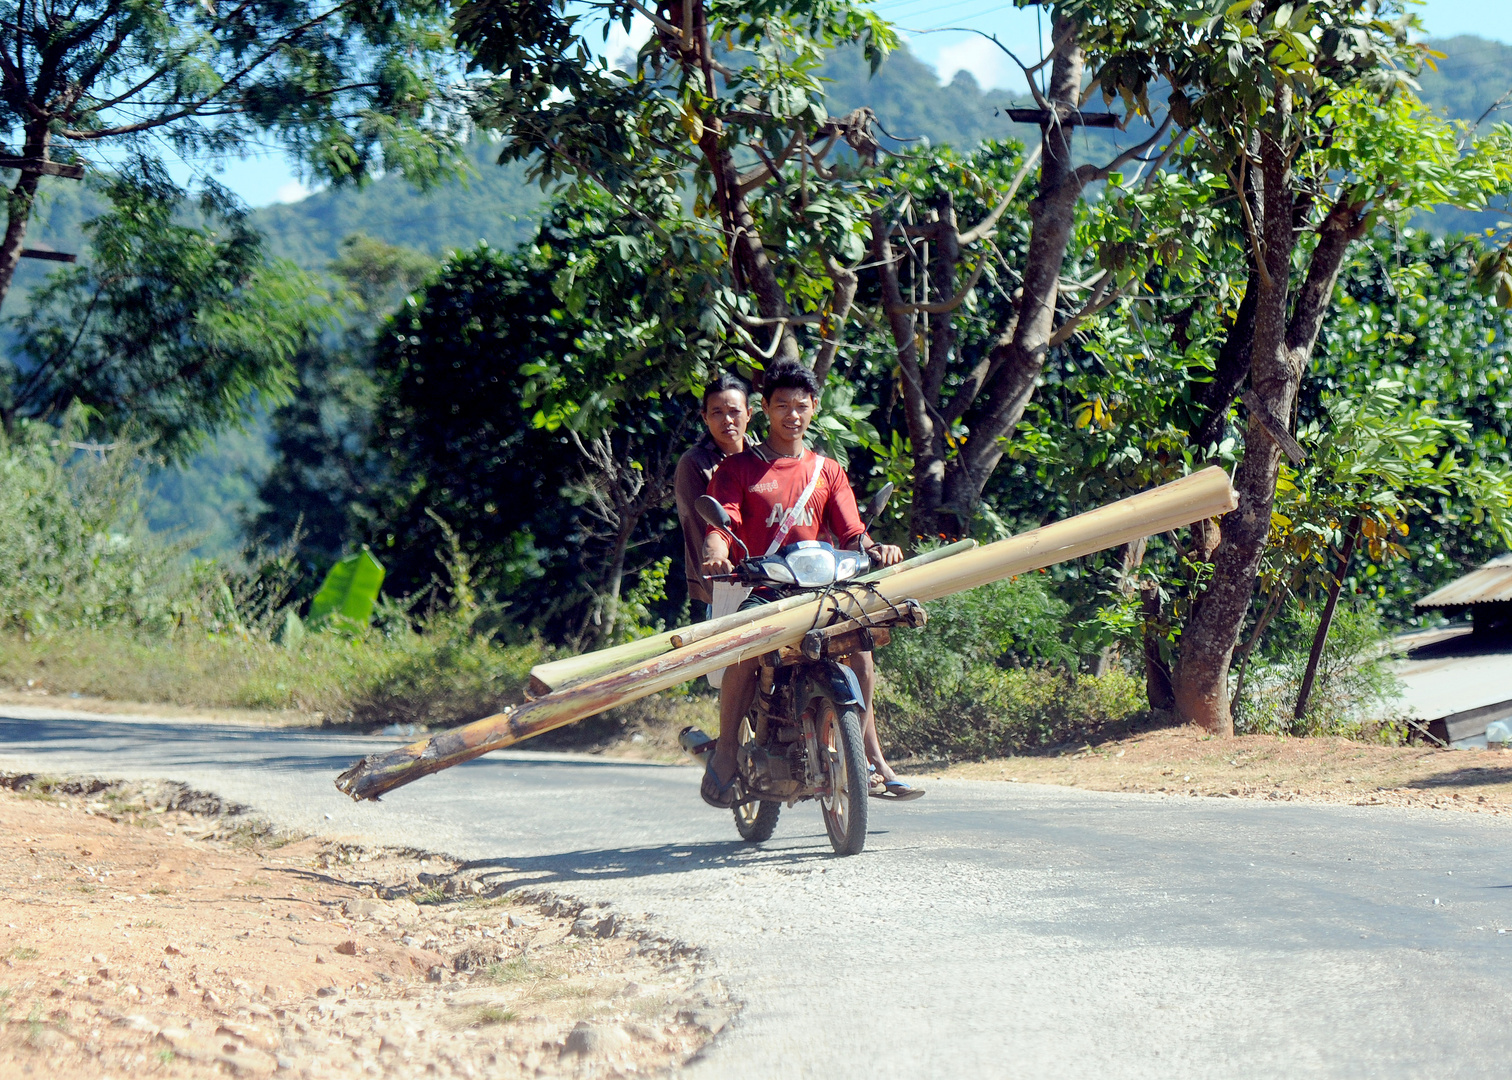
top-left (335, 467), bottom-right (1236, 801)
top-left (528, 539), bottom-right (979, 693)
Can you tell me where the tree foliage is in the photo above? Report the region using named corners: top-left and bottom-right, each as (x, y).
top-left (2, 170), bottom-right (331, 458)
top-left (0, 0), bottom-right (470, 314)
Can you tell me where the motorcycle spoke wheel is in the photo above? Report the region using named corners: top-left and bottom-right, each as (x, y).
top-left (732, 714), bottom-right (780, 842)
top-left (815, 695), bottom-right (868, 856)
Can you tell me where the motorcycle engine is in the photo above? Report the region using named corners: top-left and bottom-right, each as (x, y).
top-left (739, 743), bottom-right (801, 798)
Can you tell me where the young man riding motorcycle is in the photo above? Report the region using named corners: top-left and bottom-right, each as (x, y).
top-left (698, 359), bottom-right (923, 808)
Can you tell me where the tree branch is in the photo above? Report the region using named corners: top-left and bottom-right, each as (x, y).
top-left (1085, 113), bottom-right (1173, 183)
top-left (890, 254), bottom-right (988, 315)
top-left (958, 141), bottom-right (1043, 245)
top-left (1047, 270), bottom-right (1117, 347)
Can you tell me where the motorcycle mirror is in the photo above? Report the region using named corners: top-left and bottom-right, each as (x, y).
top-left (860, 482), bottom-right (894, 528)
top-left (696, 495), bottom-right (733, 531)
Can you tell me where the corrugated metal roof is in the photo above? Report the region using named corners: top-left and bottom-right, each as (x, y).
top-left (1415, 554), bottom-right (1512, 609)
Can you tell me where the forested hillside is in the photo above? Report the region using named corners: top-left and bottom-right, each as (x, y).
top-left (252, 140), bottom-right (545, 266)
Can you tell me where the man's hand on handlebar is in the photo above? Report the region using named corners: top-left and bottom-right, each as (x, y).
top-left (865, 542), bottom-right (903, 567)
top-left (702, 534), bottom-right (735, 577)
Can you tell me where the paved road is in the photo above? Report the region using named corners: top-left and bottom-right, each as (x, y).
top-left (5, 706), bottom-right (1512, 1078)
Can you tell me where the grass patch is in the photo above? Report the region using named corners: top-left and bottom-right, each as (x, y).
top-left (412, 885), bottom-right (446, 906)
top-left (157, 1049), bottom-right (176, 1064)
top-left (7, 946), bottom-right (40, 962)
top-left (1, 626), bottom-right (544, 728)
top-left (471, 1006), bottom-right (518, 1026)
top-left (72, 884), bottom-right (96, 895)
top-left (215, 821), bottom-right (289, 849)
top-left (484, 957), bottom-right (532, 984)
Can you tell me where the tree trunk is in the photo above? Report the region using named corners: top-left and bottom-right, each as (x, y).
top-left (1190, 267), bottom-right (1260, 453)
top-left (1294, 517), bottom-right (1361, 722)
top-left (690, 0), bottom-right (799, 366)
top-left (812, 259), bottom-right (857, 382)
top-left (1141, 581), bottom-right (1175, 710)
top-left (1170, 119), bottom-right (1369, 734)
top-left (0, 123), bottom-right (50, 321)
top-left (1092, 537), bottom-right (1146, 676)
top-left (931, 13), bottom-right (1088, 535)
top-left (1172, 125), bottom-right (1298, 735)
top-left (596, 514), bottom-right (638, 645)
top-left (870, 212), bottom-right (951, 541)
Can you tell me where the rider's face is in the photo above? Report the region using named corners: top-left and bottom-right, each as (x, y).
top-left (702, 390), bottom-right (751, 454)
top-left (763, 388), bottom-right (816, 447)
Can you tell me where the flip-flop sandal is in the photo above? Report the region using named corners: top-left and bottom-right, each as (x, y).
top-left (700, 759), bottom-right (739, 809)
top-left (870, 778), bottom-right (925, 801)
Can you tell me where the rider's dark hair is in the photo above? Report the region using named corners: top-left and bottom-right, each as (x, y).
top-left (760, 359), bottom-right (821, 402)
top-left (701, 371), bottom-right (751, 411)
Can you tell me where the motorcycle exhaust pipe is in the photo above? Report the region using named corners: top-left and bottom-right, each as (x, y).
top-left (679, 726), bottom-right (716, 757)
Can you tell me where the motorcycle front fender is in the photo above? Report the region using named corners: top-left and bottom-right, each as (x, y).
top-left (805, 660), bottom-right (864, 710)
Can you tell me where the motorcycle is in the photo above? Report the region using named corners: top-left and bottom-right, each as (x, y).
top-left (680, 484), bottom-right (926, 856)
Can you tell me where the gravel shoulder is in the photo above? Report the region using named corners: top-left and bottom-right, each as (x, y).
top-left (925, 725), bottom-right (1512, 814)
top-left (0, 776), bottom-right (732, 1078)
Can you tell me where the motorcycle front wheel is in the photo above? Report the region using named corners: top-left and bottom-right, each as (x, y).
top-left (814, 693), bottom-right (868, 856)
top-left (733, 714), bottom-right (781, 842)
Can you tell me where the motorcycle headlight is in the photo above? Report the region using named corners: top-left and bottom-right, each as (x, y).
top-left (835, 553), bottom-right (862, 581)
top-left (784, 548), bottom-right (837, 587)
top-left (758, 559), bottom-right (796, 584)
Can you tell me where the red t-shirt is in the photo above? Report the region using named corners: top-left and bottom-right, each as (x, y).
top-left (705, 446), bottom-right (866, 556)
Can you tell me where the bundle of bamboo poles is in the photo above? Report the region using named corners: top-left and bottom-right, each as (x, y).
top-left (526, 538), bottom-right (978, 695)
top-left (335, 466), bottom-right (1236, 801)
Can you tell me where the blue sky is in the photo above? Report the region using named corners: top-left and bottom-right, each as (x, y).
top-left (882, 0), bottom-right (1510, 99)
top-left (207, 0), bottom-right (1511, 208)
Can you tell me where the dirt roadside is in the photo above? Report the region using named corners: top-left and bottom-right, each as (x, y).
top-left (0, 776), bottom-right (731, 1079)
top-left (924, 725), bottom-right (1512, 815)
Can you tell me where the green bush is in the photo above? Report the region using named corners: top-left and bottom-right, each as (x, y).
top-left (1232, 606), bottom-right (1402, 737)
top-left (0, 416), bottom-right (203, 634)
top-left (874, 575), bottom-right (1144, 758)
top-left (0, 416), bottom-right (547, 727)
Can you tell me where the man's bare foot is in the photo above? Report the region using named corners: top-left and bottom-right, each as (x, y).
top-left (701, 751), bottom-right (739, 808)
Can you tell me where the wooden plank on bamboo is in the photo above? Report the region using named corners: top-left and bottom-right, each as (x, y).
top-left (335, 466), bottom-right (1236, 802)
top-left (527, 538), bottom-right (978, 694)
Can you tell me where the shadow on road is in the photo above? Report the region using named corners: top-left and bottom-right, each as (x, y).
top-left (460, 835), bottom-right (861, 888)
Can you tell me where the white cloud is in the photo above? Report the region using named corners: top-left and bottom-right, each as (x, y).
top-left (936, 37), bottom-right (1016, 91)
top-left (274, 178), bottom-right (312, 204)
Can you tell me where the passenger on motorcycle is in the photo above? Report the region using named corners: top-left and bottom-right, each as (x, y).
top-left (698, 359), bottom-right (918, 809)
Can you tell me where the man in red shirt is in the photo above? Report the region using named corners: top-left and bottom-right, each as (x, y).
top-left (699, 360), bottom-right (916, 807)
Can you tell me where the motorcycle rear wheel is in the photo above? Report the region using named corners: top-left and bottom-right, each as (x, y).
top-left (815, 694), bottom-right (868, 856)
top-left (733, 714), bottom-right (781, 842)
